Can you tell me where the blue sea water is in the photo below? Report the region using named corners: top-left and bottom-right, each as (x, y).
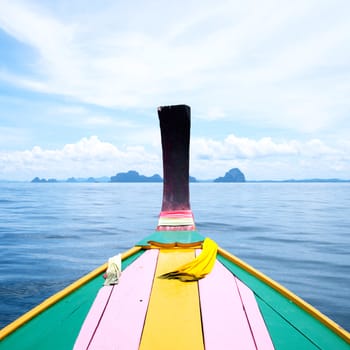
top-left (0, 182), bottom-right (349, 331)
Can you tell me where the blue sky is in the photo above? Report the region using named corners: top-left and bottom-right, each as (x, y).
top-left (0, 0), bottom-right (349, 181)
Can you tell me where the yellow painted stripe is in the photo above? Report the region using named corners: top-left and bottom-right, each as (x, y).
top-left (139, 249), bottom-right (204, 350)
top-left (218, 247), bottom-right (350, 343)
top-left (0, 246), bottom-right (142, 340)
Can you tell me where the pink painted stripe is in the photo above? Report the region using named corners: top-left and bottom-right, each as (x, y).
top-left (235, 278), bottom-right (275, 349)
top-left (73, 286), bottom-right (113, 350)
top-left (74, 249), bottom-right (159, 350)
top-left (156, 225), bottom-right (196, 231)
top-left (159, 210), bottom-right (193, 218)
top-left (197, 252), bottom-right (257, 350)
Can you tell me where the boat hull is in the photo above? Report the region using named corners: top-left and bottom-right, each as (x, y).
top-left (1, 239), bottom-right (349, 349)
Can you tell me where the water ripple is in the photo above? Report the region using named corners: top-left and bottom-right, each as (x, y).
top-left (0, 182), bottom-right (349, 331)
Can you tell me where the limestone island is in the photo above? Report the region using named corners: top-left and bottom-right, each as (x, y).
top-left (214, 168), bottom-right (246, 182)
top-left (110, 170), bottom-right (162, 183)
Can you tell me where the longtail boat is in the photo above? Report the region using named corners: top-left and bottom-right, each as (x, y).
top-left (0, 105), bottom-right (349, 349)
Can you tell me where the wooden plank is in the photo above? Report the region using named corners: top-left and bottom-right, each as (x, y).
top-left (235, 277), bottom-right (275, 349)
top-left (139, 249), bottom-right (204, 350)
top-left (73, 287), bottom-right (113, 350)
top-left (0, 250), bottom-right (143, 350)
top-left (255, 298), bottom-right (320, 350)
top-left (74, 249), bottom-right (159, 350)
top-left (217, 254), bottom-right (350, 350)
top-left (198, 256), bottom-right (256, 350)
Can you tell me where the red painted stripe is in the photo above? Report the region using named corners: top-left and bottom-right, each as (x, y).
top-left (156, 225), bottom-right (196, 231)
top-left (159, 210), bottom-right (194, 218)
top-left (73, 249), bottom-right (159, 350)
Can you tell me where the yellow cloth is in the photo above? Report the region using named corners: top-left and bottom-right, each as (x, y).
top-left (158, 238), bottom-right (218, 282)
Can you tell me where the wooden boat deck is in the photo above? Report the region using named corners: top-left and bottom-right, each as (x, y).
top-left (198, 251), bottom-right (274, 349)
top-left (139, 249), bottom-right (203, 350)
top-left (1, 245), bottom-right (349, 350)
top-left (74, 249), bottom-right (158, 350)
top-left (73, 247), bottom-right (274, 349)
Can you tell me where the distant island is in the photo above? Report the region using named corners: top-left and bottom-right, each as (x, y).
top-left (31, 177), bottom-right (58, 183)
top-left (110, 170), bottom-right (162, 183)
top-left (30, 170), bottom-right (199, 183)
top-left (249, 178), bottom-right (350, 183)
top-left (31, 176), bottom-right (110, 183)
top-left (214, 168), bottom-right (246, 183)
top-left (110, 171), bottom-right (199, 182)
top-left (27, 167), bottom-right (350, 183)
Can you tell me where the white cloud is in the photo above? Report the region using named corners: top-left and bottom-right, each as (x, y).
top-left (190, 134), bottom-right (350, 180)
top-left (192, 135), bottom-right (300, 160)
top-left (0, 69), bottom-right (47, 91)
top-left (1, 134), bottom-right (349, 181)
top-left (192, 134), bottom-right (348, 160)
top-left (0, 136), bottom-right (161, 180)
top-left (0, 0), bottom-right (349, 135)
top-left (47, 105), bottom-right (138, 129)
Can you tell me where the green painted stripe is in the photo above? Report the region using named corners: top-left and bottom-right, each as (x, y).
top-left (136, 230), bottom-right (204, 246)
top-left (0, 250), bottom-right (143, 350)
top-left (256, 297), bottom-right (319, 350)
top-left (218, 254), bottom-right (350, 350)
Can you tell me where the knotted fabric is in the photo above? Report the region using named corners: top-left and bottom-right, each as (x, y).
top-left (159, 238), bottom-right (218, 282)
